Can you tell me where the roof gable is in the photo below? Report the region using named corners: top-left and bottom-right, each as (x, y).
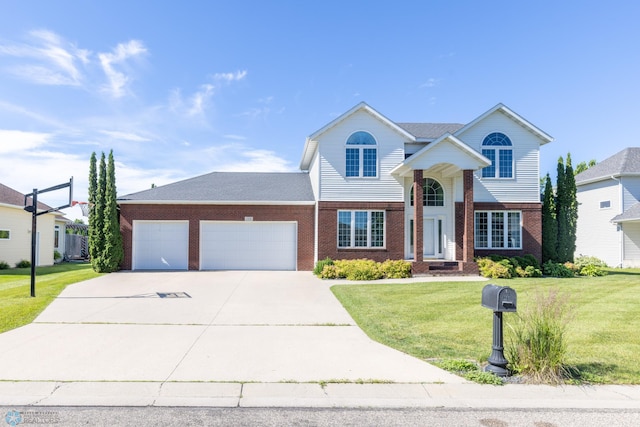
top-left (0, 183), bottom-right (53, 211)
top-left (455, 103), bottom-right (553, 145)
top-left (575, 147), bottom-right (640, 185)
top-left (390, 133), bottom-right (491, 177)
top-left (300, 102), bottom-right (415, 170)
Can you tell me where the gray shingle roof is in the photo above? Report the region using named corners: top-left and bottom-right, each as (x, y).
top-left (0, 183), bottom-right (53, 210)
top-left (396, 123), bottom-right (465, 139)
top-left (575, 147), bottom-right (640, 184)
top-left (118, 172), bottom-right (314, 203)
top-left (612, 201), bottom-right (640, 223)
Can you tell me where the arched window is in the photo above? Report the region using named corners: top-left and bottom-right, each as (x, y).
top-left (482, 132), bottom-right (513, 178)
top-left (346, 131), bottom-right (377, 177)
top-left (411, 178), bottom-right (444, 206)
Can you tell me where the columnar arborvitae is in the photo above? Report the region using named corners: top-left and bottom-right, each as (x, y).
top-left (564, 153), bottom-right (578, 262)
top-left (99, 150), bottom-right (124, 272)
top-left (555, 156), bottom-right (569, 262)
top-left (88, 150), bottom-right (123, 272)
top-left (542, 173), bottom-right (558, 263)
top-left (88, 152), bottom-right (99, 262)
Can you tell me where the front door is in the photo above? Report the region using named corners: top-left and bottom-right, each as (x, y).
top-left (409, 217), bottom-right (444, 259)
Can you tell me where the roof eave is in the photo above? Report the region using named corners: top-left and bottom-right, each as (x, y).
top-left (117, 200), bottom-right (316, 206)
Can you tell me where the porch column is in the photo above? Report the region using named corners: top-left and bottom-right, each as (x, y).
top-left (413, 169), bottom-right (424, 263)
top-left (463, 169), bottom-right (474, 262)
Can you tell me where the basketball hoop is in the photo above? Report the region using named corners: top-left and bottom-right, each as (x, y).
top-left (72, 201), bottom-right (90, 217)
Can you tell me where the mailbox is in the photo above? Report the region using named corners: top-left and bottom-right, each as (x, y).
top-left (481, 284), bottom-right (517, 313)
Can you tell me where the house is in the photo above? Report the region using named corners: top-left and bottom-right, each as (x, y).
top-left (0, 183), bottom-right (57, 267)
top-left (575, 147), bottom-right (640, 267)
top-left (118, 102), bottom-right (552, 273)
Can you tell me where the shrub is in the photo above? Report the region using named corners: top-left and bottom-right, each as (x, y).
top-left (579, 264), bottom-right (607, 277)
top-left (464, 370), bottom-right (504, 385)
top-left (320, 264), bottom-right (340, 279)
top-left (542, 261), bottom-right (574, 278)
top-left (314, 257), bottom-right (334, 277)
top-left (380, 259), bottom-right (412, 279)
top-left (506, 289), bottom-right (572, 384)
top-left (334, 259), bottom-right (383, 281)
top-left (477, 257), bottom-right (513, 279)
top-left (15, 260), bottom-right (31, 268)
top-left (574, 255), bottom-right (608, 270)
top-left (0, 261), bottom-right (9, 270)
top-left (516, 265), bottom-right (542, 278)
top-left (54, 250), bottom-right (62, 261)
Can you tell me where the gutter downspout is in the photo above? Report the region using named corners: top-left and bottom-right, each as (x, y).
top-left (611, 175), bottom-right (623, 267)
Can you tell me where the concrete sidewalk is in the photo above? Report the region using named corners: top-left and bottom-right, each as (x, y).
top-left (0, 271), bottom-right (637, 409)
top-left (0, 381), bottom-right (639, 409)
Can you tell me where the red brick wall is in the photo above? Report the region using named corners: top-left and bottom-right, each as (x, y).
top-left (119, 203), bottom-right (315, 271)
top-left (455, 202), bottom-right (543, 263)
top-left (317, 201), bottom-right (405, 263)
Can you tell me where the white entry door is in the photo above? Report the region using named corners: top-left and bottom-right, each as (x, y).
top-left (409, 217), bottom-right (444, 259)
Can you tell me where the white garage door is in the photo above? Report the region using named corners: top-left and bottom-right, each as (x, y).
top-left (133, 221), bottom-right (189, 270)
top-left (200, 221), bottom-right (296, 270)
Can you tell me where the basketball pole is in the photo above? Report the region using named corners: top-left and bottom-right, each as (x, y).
top-left (23, 177), bottom-right (73, 297)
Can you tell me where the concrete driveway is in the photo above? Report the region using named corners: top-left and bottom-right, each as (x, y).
top-left (0, 271), bottom-right (462, 384)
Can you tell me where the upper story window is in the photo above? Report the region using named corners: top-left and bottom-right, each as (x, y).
top-left (0, 230), bottom-right (9, 239)
top-left (481, 132), bottom-right (513, 179)
top-left (410, 178), bottom-right (444, 206)
top-left (600, 200), bottom-right (611, 209)
top-left (346, 131), bottom-right (377, 178)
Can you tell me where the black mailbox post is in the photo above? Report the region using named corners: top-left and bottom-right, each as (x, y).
top-left (481, 284), bottom-right (517, 377)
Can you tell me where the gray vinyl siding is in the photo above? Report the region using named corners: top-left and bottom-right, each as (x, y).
top-left (456, 111), bottom-right (541, 203)
top-left (621, 176), bottom-right (640, 211)
top-left (318, 109), bottom-right (405, 201)
top-left (575, 179), bottom-right (621, 266)
top-left (623, 222), bottom-right (640, 267)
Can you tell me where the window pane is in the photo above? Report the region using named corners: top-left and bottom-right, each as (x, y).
top-left (475, 212), bottom-right (488, 248)
top-left (0, 230), bottom-right (9, 239)
top-left (482, 149), bottom-right (495, 178)
top-left (363, 148), bottom-right (377, 177)
top-left (508, 212), bottom-right (521, 248)
top-left (354, 211), bottom-right (368, 247)
top-left (371, 211), bottom-right (384, 247)
top-left (346, 131), bottom-right (376, 145)
top-left (499, 150), bottom-right (513, 178)
top-left (346, 148), bottom-right (359, 177)
top-left (491, 212), bottom-right (505, 248)
top-left (338, 211), bottom-right (351, 247)
top-left (425, 178), bottom-right (444, 206)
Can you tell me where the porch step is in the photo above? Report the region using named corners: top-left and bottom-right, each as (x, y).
top-left (425, 261), bottom-right (460, 271)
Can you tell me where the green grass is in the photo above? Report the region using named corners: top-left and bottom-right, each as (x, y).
top-left (0, 262), bottom-right (102, 333)
top-left (331, 269), bottom-right (640, 384)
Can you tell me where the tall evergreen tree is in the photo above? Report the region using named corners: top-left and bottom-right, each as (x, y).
top-left (100, 150), bottom-right (124, 272)
top-left (91, 153), bottom-right (107, 272)
top-left (88, 152), bottom-right (99, 262)
top-left (555, 156), bottom-right (569, 262)
top-left (542, 173), bottom-right (558, 263)
top-left (564, 153), bottom-right (578, 262)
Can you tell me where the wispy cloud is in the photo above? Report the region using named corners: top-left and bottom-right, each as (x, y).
top-left (187, 84), bottom-right (215, 116)
top-left (0, 29), bottom-right (89, 86)
top-left (420, 78), bottom-right (439, 88)
top-left (212, 70), bottom-right (247, 82)
top-left (223, 134), bottom-right (247, 141)
top-left (0, 129), bottom-right (51, 153)
top-left (98, 40), bottom-right (147, 98)
top-left (99, 130), bottom-right (151, 142)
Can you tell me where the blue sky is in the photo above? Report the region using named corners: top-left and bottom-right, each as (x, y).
top-left (1, 1), bottom-right (639, 218)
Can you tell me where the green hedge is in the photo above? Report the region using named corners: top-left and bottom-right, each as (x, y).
top-left (314, 258), bottom-right (412, 280)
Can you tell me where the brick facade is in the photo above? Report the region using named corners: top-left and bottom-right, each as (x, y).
top-left (119, 203), bottom-right (315, 271)
top-left (455, 201), bottom-right (543, 263)
top-left (317, 201), bottom-right (405, 263)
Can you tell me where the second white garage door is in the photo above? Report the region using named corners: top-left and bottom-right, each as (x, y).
top-left (200, 221), bottom-right (297, 270)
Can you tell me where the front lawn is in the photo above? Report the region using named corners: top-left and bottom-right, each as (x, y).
top-left (331, 269), bottom-right (640, 384)
top-left (0, 262), bottom-right (102, 333)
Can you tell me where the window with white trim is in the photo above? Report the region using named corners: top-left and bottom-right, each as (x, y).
top-left (600, 200), bottom-right (611, 209)
top-left (481, 132), bottom-right (513, 178)
top-left (337, 210), bottom-right (385, 248)
top-left (410, 178), bottom-right (444, 206)
top-left (345, 131), bottom-right (377, 178)
top-left (0, 230), bottom-right (9, 240)
top-left (475, 211), bottom-right (522, 249)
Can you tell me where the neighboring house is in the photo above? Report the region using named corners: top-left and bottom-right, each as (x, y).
top-left (118, 102), bottom-right (552, 273)
top-left (54, 215), bottom-right (68, 261)
top-left (575, 147), bottom-right (640, 267)
top-left (0, 183), bottom-right (57, 267)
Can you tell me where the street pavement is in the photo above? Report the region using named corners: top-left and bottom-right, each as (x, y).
top-left (0, 271), bottom-right (638, 409)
